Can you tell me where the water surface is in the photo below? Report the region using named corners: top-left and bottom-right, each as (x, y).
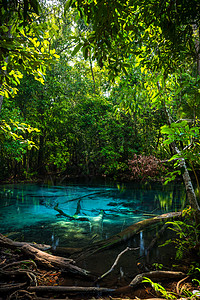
top-left (0, 181), bottom-right (186, 248)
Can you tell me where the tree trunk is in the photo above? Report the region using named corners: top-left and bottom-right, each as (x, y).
top-left (0, 94), bottom-right (3, 112)
top-left (164, 107), bottom-right (200, 223)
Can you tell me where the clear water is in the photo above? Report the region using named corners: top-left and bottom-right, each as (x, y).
top-left (0, 181), bottom-right (187, 248)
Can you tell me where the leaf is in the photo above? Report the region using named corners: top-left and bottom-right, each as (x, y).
top-left (72, 43), bottom-right (82, 56)
top-left (161, 125), bottom-right (173, 134)
top-left (64, 0), bottom-right (73, 15)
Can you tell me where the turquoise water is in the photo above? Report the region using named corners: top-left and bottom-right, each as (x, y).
top-left (0, 181), bottom-right (186, 248)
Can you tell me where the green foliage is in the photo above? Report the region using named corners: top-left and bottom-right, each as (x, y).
top-left (162, 207), bottom-right (200, 260)
top-left (1, 0), bottom-right (200, 185)
top-left (66, 0), bottom-right (199, 78)
top-left (161, 120), bottom-right (200, 185)
top-left (152, 263), bottom-right (164, 270)
top-left (0, 0), bottom-right (59, 102)
top-left (142, 277), bottom-right (176, 299)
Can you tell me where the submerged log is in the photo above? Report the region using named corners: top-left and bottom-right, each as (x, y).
top-left (73, 211), bottom-right (182, 261)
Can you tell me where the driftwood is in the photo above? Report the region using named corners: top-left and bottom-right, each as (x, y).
top-left (20, 244), bottom-right (90, 277)
top-left (0, 233), bottom-right (91, 278)
top-left (129, 270), bottom-right (185, 287)
top-left (73, 211), bottom-right (182, 261)
top-left (28, 285), bottom-right (115, 294)
top-left (0, 233), bottom-right (51, 251)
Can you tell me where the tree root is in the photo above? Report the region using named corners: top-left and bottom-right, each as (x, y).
top-left (1, 260), bottom-right (37, 271)
top-left (0, 268), bottom-right (37, 286)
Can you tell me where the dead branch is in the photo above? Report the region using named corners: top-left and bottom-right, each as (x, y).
top-left (0, 233), bottom-right (51, 251)
top-left (2, 260), bottom-right (37, 270)
top-left (0, 233), bottom-right (91, 278)
top-left (54, 203), bottom-right (104, 222)
top-left (0, 258), bottom-right (6, 266)
top-left (176, 276), bottom-right (189, 295)
top-left (54, 204), bottom-right (78, 220)
top-left (96, 246), bottom-right (139, 282)
top-left (28, 285), bottom-right (115, 294)
top-left (0, 282), bottom-right (27, 293)
top-left (129, 271), bottom-right (185, 287)
top-left (20, 244), bottom-right (91, 277)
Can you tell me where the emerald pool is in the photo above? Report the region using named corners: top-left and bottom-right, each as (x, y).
top-left (0, 181), bottom-right (187, 249)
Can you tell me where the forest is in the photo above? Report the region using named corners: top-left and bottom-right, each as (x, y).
top-left (0, 0), bottom-right (200, 299)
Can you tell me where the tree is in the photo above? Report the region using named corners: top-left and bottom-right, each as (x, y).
top-left (66, 0), bottom-right (200, 221)
top-left (0, 0), bottom-right (59, 111)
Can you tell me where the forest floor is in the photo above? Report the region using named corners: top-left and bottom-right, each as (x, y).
top-left (0, 236), bottom-right (199, 300)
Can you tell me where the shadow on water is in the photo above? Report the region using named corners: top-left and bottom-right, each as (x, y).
top-left (0, 180), bottom-right (186, 284)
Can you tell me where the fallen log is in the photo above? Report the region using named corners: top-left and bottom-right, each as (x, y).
top-left (129, 270), bottom-right (185, 287)
top-left (20, 244), bottom-right (90, 277)
top-left (0, 233), bottom-right (91, 278)
top-left (28, 285), bottom-right (115, 294)
top-left (0, 282), bottom-right (27, 293)
top-left (73, 211), bottom-right (182, 261)
top-left (0, 233), bottom-right (51, 251)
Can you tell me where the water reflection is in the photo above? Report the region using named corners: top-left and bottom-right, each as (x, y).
top-left (0, 181), bottom-right (187, 247)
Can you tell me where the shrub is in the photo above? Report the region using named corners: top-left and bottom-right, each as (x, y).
top-left (128, 154), bottom-right (166, 181)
